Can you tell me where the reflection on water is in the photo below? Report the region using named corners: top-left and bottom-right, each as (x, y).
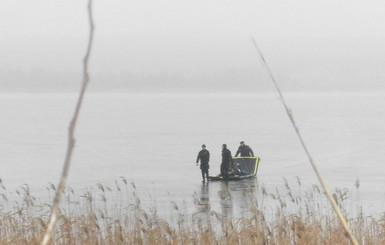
top-left (195, 178), bottom-right (259, 220)
top-left (197, 182), bottom-right (210, 212)
top-left (193, 182), bottom-right (210, 223)
top-left (218, 182), bottom-right (232, 218)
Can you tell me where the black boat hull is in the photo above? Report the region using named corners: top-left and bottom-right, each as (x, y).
top-left (208, 174), bottom-right (256, 181)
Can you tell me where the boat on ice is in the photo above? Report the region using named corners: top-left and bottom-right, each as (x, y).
top-left (208, 156), bottom-right (261, 181)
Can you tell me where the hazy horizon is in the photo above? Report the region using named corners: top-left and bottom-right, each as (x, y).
top-left (1, 1), bottom-right (385, 92)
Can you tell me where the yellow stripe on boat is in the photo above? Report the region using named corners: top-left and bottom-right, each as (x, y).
top-left (253, 157), bottom-right (259, 175)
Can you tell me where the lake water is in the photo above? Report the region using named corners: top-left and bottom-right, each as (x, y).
top-left (1, 92), bottom-right (385, 219)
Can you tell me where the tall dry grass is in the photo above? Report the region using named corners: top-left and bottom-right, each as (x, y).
top-left (1, 177), bottom-right (385, 245)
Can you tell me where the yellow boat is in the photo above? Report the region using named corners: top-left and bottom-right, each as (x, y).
top-left (208, 156), bottom-right (261, 181)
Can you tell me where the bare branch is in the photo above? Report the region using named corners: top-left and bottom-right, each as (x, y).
top-left (40, 1), bottom-right (94, 244)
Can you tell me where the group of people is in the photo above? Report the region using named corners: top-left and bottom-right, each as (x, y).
top-left (196, 141), bottom-right (254, 182)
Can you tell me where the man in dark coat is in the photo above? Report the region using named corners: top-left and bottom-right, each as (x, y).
top-left (196, 144), bottom-right (210, 182)
top-left (235, 141), bottom-right (254, 157)
top-left (220, 144), bottom-right (233, 178)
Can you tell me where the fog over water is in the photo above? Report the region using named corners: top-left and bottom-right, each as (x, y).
top-left (1, 1), bottom-right (385, 220)
top-left (1, 0), bottom-right (385, 92)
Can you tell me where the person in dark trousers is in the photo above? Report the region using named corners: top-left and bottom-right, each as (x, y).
top-left (221, 144), bottom-right (233, 178)
top-left (196, 144), bottom-right (210, 182)
top-left (235, 141), bottom-right (254, 157)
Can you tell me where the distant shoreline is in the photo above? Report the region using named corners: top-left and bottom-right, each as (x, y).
top-left (0, 89), bottom-right (384, 96)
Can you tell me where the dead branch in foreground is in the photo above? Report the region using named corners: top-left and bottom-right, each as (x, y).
top-left (41, 1), bottom-right (95, 244)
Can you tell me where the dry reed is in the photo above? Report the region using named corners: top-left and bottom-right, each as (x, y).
top-left (0, 178), bottom-right (384, 245)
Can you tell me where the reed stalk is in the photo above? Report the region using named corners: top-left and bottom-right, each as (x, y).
top-left (251, 37), bottom-right (359, 245)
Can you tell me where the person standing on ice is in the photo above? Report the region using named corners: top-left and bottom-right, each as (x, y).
top-left (221, 144), bottom-right (233, 178)
top-left (196, 144), bottom-right (210, 182)
top-left (235, 141), bottom-right (254, 157)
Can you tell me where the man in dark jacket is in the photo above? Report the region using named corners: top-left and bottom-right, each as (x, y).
top-left (196, 144), bottom-right (210, 182)
top-left (235, 141), bottom-right (254, 157)
top-left (221, 144), bottom-right (233, 178)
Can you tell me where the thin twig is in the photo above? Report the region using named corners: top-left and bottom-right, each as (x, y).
top-left (250, 37), bottom-right (359, 245)
top-left (40, 1), bottom-right (94, 244)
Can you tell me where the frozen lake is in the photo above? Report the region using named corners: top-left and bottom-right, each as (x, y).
top-left (1, 92), bottom-right (385, 218)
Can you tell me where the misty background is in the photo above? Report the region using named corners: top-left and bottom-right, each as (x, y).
top-left (1, 0), bottom-right (385, 92)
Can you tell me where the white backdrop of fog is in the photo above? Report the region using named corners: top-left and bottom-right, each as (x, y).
top-left (1, 0), bottom-right (385, 92)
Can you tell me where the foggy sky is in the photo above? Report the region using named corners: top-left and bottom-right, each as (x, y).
top-left (1, 0), bottom-right (385, 92)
